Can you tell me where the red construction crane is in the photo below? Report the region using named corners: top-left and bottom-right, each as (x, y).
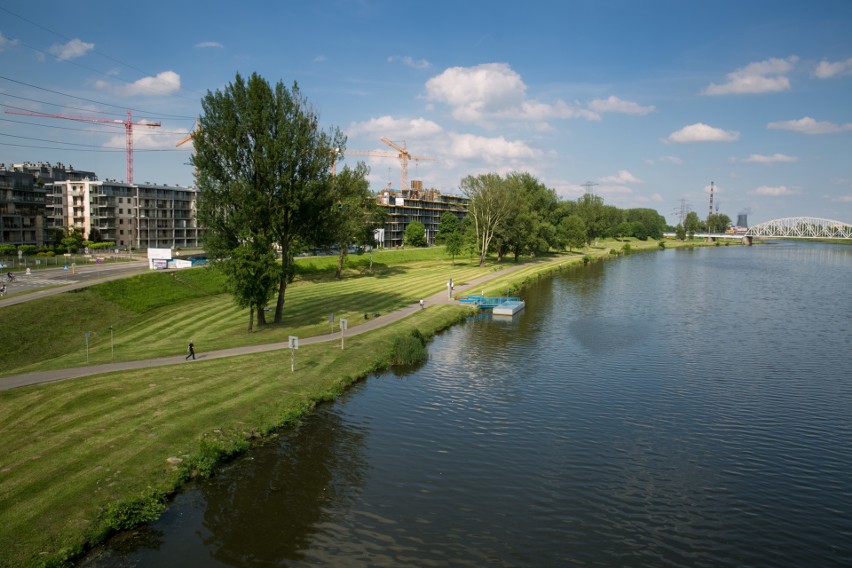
top-left (347, 137), bottom-right (432, 191)
top-left (5, 109), bottom-right (161, 184)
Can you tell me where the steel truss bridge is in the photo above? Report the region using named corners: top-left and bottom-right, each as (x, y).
top-left (744, 217), bottom-right (852, 240)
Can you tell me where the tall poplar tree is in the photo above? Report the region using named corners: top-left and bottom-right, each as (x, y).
top-left (460, 173), bottom-right (512, 266)
top-left (193, 72), bottom-right (344, 325)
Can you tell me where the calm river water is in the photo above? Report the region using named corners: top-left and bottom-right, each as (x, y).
top-left (83, 242), bottom-right (852, 567)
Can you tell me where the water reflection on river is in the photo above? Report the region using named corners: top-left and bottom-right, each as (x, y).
top-left (83, 242), bottom-right (852, 567)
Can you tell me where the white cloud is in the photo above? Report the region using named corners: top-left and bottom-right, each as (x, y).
top-left (447, 132), bottom-right (539, 164)
top-left (703, 56), bottom-right (798, 95)
top-left (424, 63), bottom-right (598, 126)
top-left (195, 41), bottom-right (223, 49)
top-left (588, 95), bottom-right (655, 115)
top-left (833, 195), bottom-right (852, 202)
top-left (659, 155), bottom-right (684, 165)
top-left (388, 55), bottom-right (431, 69)
top-left (667, 123), bottom-right (740, 143)
top-left (740, 153), bottom-right (798, 164)
top-left (313, 55), bottom-right (327, 63)
top-left (0, 32), bottom-right (20, 51)
top-left (752, 185), bottom-right (795, 196)
top-left (96, 71), bottom-right (181, 97)
top-left (815, 57), bottom-right (852, 78)
top-left (600, 170), bottom-right (642, 184)
top-left (767, 116), bottom-right (852, 135)
top-left (48, 38), bottom-right (94, 61)
top-left (346, 115), bottom-right (443, 140)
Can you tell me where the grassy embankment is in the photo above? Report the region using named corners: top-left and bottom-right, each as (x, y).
top-left (0, 237), bottom-right (712, 567)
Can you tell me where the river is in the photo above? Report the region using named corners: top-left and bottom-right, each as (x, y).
top-left (82, 241), bottom-right (852, 567)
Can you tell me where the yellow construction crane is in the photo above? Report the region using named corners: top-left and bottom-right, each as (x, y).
top-left (347, 137), bottom-right (432, 191)
top-left (175, 118), bottom-right (199, 148)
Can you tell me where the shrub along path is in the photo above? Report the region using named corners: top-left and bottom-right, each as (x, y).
top-left (0, 259), bottom-right (537, 391)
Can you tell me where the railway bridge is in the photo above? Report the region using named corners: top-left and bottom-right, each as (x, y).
top-left (690, 217), bottom-right (852, 244)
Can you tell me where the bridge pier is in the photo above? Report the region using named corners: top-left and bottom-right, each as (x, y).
top-left (743, 236), bottom-right (752, 246)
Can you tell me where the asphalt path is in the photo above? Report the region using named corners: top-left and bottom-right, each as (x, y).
top-left (0, 261), bottom-right (536, 391)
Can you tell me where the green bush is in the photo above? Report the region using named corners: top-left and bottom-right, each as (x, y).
top-left (658, 241), bottom-right (666, 249)
top-left (622, 243), bottom-right (632, 253)
top-left (582, 255), bottom-right (592, 265)
top-left (391, 329), bottom-right (428, 365)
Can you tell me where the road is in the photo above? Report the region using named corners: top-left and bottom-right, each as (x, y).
top-left (0, 260), bottom-right (150, 306)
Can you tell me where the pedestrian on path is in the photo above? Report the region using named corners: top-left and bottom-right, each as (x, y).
top-left (186, 341), bottom-right (196, 360)
top-left (419, 299), bottom-right (424, 309)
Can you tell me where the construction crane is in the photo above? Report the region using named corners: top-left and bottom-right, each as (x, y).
top-left (175, 118), bottom-right (198, 148)
top-left (176, 118), bottom-right (200, 178)
top-left (5, 109), bottom-right (161, 184)
top-left (347, 137), bottom-right (432, 191)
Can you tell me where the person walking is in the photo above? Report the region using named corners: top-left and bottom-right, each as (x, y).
top-left (419, 299), bottom-right (424, 309)
top-left (186, 341), bottom-right (196, 360)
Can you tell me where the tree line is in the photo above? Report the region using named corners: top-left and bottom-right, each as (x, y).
top-left (430, 172), bottom-right (667, 266)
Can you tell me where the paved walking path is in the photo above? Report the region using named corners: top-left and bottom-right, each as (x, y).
top-left (0, 261), bottom-right (539, 391)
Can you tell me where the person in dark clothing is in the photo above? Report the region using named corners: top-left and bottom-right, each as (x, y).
top-left (186, 341), bottom-right (195, 360)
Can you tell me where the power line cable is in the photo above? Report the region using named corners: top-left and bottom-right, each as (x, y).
top-left (0, 116), bottom-right (192, 137)
top-left (0, 75), bottom-right (195, 120)
top-left (0, 6), bottom-right (207, 103)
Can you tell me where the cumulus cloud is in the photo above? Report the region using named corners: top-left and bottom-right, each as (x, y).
top-left (752, 185), bottom-right (795, 196)
top-left (0, 32), bottom-right (20, 51)
top-left (195, 41), bottom-right (223, 48)
top-left (388, 55), bottom-right (431, 69)
top-left (667, 123), bottom-right (740, 143)
top-left (815, 57), bottom-right (852, 78)
top-left (48, 38), bottom-right (94, 61)
top-left (346, 115), bottom-right (443, 140)
top-left (740, 153), bottom-right (798, 164)
top-left (767, 116), bottom-right (852, 135)
top-left (600, 170), bottom-right (642, 184)
top-left (588, 95), bottom-right (655, 115)
top-left (703, 56), bottom-right (798, 95)
top-left (95, 71), bottom-right (181, 96)
top-left (425, 63), bottom-right (598, 126)
top-left (447, 132), bottom-right (539, 164)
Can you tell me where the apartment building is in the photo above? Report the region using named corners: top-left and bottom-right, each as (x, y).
top-left (0, 166), bottom-right (46, 246)
top-left (45, 178), bottom-right (200, 250)
top-left (0, 162), bottom-right (200, 250)
top-left (376, 181), bottom-right (468, 247)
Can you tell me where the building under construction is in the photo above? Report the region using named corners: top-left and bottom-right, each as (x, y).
top-left (375, 180), bottom-right (468, 248)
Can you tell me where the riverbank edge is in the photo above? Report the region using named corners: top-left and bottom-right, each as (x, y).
top-left (13, 238), bottom-right (715, 568)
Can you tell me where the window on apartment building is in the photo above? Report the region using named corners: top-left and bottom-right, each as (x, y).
top-left (119, 209), bottom-right (123, 214)
top-left (120, 230), bottom-right (124, 235)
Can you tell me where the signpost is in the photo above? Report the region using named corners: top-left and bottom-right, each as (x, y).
top-left (288, 336), bottom-right (299, 372)
top-left (339, 318), bottom-right (348, 350)
top-left (84, 331), bottom-right (94, 363)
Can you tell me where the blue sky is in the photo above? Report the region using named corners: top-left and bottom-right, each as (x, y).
top-left (1, 0), bottom-right (851, 226)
